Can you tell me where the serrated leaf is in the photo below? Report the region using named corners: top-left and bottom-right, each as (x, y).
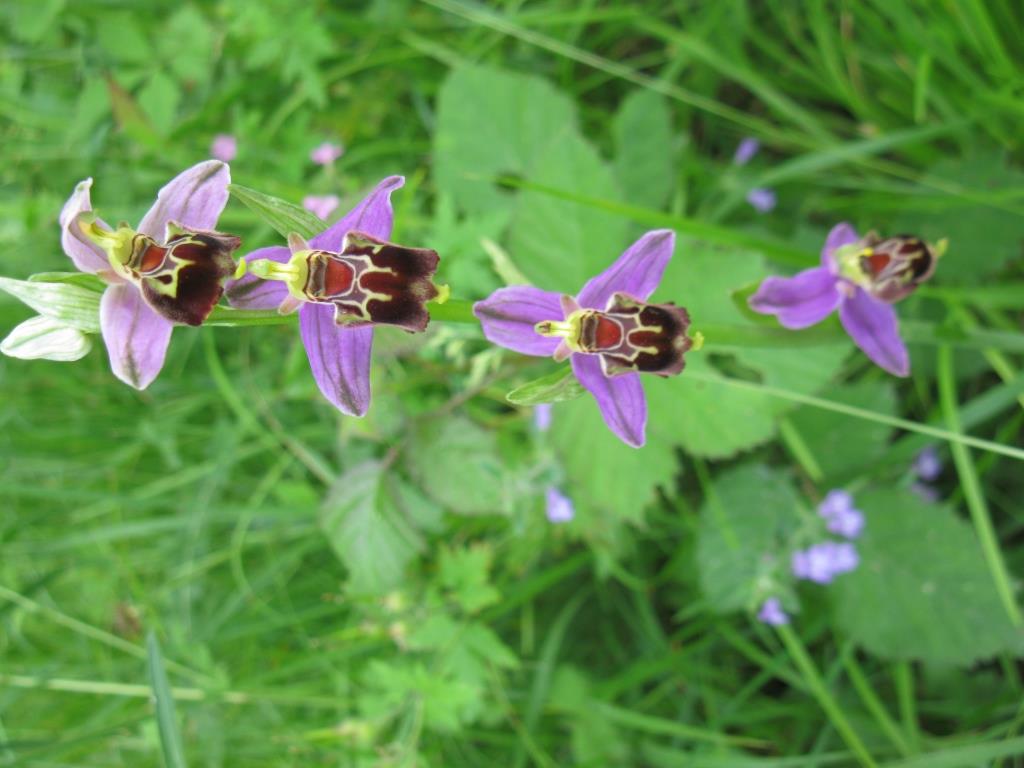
top-left (0, 276), bottom-right (102, 332)
top-left (229, 184), bottom-right (323, 241)
top-left (696, 463), bottom-right (803, 612)
top-left (506, 367), bottom-right (585, 406)
top-left (833, 490), bottom-right (1023, 666)
top-left (2, 316), bottom-right (92, 361)
top-left (407, 417), bottom-right (511, 516)
top-left (321, 462), bottom-right (432, 594)
top-left (613, 90), bottom-right (676, 210)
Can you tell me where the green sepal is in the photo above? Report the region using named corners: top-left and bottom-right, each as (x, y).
top-left (506, 366), bottom-right (585, 406)
top-left (0, 276), bottom-right (102, 332)
top-left (229, 184), bottom-right (324, 241)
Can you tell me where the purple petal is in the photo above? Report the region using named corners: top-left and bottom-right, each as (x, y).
top-left (821, 222), bottom-right (860, 269)
top-left (59, 179), bottom-right (111, 274)
top-left (913, 445), bottom-right (942, 481)
top-left (534, 403), bottom-right (553, 432)
top-left (746, 187), bottom-right (776, 213)
top-left (577, 229), bottom-right (675, 310)
top-left (473, 286), bottom-right (564, 357)
top-left (545, 487), bottom-right (575, 524)
top-left (99, 283), bottom-right (173, 390)
top-left (748, 266), bottom-right (841, 329)
top-left (733, 137), bottom-right (760, 166)
top-left (571, 354), bottom-right (646, 448)
top-left (310, 142), bottom-right (344, 166)
top-left (210, 134), bottom-right (237, 162)
top-left (839, 288), bottom-right (909, 377)
top-left (310, 176), bottom-right (404, 252)
top-left (225, 245), bottom-right (291, 310)
top-left (757, 597), bottom-right (789, 626)
top-left (818, 489), bottom-right (854, 520)
top-left (137, 160), bottom-right (231, 239)
top-left (299, 302), bottom-right (373, 416)
top-left (827, 508), bottom-right (865, 539)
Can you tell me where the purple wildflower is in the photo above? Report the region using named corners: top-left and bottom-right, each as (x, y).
top-left (545, 487), bottom-right (575, 524)
top-left (311, 142), bottom-right (344, 166)
top-left (757, 597), bottom-right (789, 626)
top-left (746, 187), bottom-right (776, 213)
top-left (60, 161), bottom-right (238, 389)
top-left (914, 445), bottom-right (942, 482)
top-left (226, 177), bottom-right (441, 416)
top-left (534, 403), bottom-right (553, 432)
top-left (792, 541), bottom-right (859, 584)
top-left (748, 223), bottom-right (942, 377)
top-left (733, 137), bottom-right (760, 166)
top-left (911, 481), bottom-right (941, 503)
top-left (817, 489), bottom-right (865, 539)
top-left (303, 194), bottom-right (341, 221)
top-left (210, 134), bottom-right (237, 162)
top-left (474, 231), bottom-right (695, 448)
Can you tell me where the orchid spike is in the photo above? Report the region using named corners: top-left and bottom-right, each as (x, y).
top-left (60, 160), bottom-right (237, 389)
top-left (474, 230), bottom-right (694, 448)
top-left (748, 223), bottom-right (943, 376)
top-left (226, 176), bottom-right (441, 416)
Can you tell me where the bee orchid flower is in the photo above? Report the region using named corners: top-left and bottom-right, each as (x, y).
top-left (226, 176), bottom-right (441, 416)
top-left (748, 223), bottom-right (942, 377)
top-left (474, 230), bottom-right (696, 448)
top-left (61, 160), bottom-right (239, 389)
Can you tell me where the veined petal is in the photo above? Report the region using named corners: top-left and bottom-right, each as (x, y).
top-left (60, 178), bottom-right (112, 274)
top-left (571, 353), bottom-right (646, 448)
top-left (839, 288), bottom-right (909, 377)
top-left (748, 266), bottom-right (841, 329)
top-left (137, 160), bottom-right (231, 239)
top-left (225, 245), bottom-right (292, 310)
top-left (473, 286), bottom-right (564, 357)
top-left (310, 176), bottom-right (404, 251)
top-left (99, 283), bottom-right (173, 390)
top-left (821, 222), bottom-right (859, 269)
top-left (577, 229), bottom-right (675, 310)
top-left (299, 302), bottom-right (373, 416)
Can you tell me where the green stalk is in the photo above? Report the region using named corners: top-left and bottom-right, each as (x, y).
top-left (777, 624), bottom-right (878, 768)
top-left (936, 345), bottom-right (1022, 626)
top-left (843, 654), bottom-right (912, 757)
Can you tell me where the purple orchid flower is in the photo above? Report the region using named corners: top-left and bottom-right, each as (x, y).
top-left (757, 597), bottom-right (789, 626)
top-left (60, 160), bottom-right (238, 389)
top-left (749, 223), bottom-right (943, 377)
top-left (474, 230), bottom-right (695, 448)
top-left (226, 176), bottom-right (441, 416)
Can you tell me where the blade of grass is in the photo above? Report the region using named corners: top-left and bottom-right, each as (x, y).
top-left (146, 633), bottom-right (189, 768)
top-left (936, 345), bottom-right (1022, 626)
top-left (842, 654), bottom-right (912, 757)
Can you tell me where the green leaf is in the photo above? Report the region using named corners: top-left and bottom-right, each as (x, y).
top-left (321, 462), bottom-right (434, 594)
top-left (613, 90), bottom-right (676, 210)
top-left (506, 366), bottom-right (585, 406)
top-left (1, 316), bottom-right (92, 361)
top-left (833, 490), bottom-right (1023, 666)
top-left (407, 417), bottom-right (511, 516)
top-left (137, 71), bottom-right (180, 134)
top-left (696, 463), bottom-right (803, 612)
top-left (228, 184), bottom-right (323, 241)
top-left (0, 277), bottom-right (102, 332)
top-left (146, 632), bottom-right (189, 768)
top-left (439, 544), bottom-right (500, 613)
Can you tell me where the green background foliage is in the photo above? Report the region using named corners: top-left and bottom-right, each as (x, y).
top-left (2, 1), bottom-right (1023, 766)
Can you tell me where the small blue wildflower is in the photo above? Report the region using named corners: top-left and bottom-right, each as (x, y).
top-left (534, 403), bottom-right (553, 432)
top-left (757, 597), bottom-right (789, 626)
top-left (545, 487), bottom-right (574, 524)
top-left (733, 137), bottom-right (760, 166)
top-left (914, 445), bottom-right (942, 482)
top-left (792, 541), bottom-right (859, 584)
top-left (817, 489), bottom-right (864, 539)
top-left (746, 187), bottom-right (777, 213)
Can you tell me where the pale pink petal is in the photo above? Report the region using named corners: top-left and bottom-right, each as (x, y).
top-left (137, 160), bottom-right (231, 239)
top-left (299, 302), bottom-right (373, 416)
top-left (225, 245), bottom-right (291, 311)
top-left (100, 283), bottom-right (173, 389)
top-left (310, 176), bottom-right (404, 252)
top-left (59, 178), bottom-right (111, 274)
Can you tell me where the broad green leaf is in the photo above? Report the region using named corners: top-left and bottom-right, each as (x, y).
top-left (138, 71), bottom-right (180, 134)
top-left (146, 632), bottom-right (189, 768)
top-left (506, 366), bottom-right (585, 406)
top-left (439, 544), bottom-right (500, 613)
top-left (1, 315), bottom-right (92, 361)
top-left (228, 184), bottom-right (323, 241)
top-left (786, 379), bottom-right (897, 478)
top-left (0, 277), bottom-right (102, 332)
top-left (696, 463), bottom-right (803, 612)
top-left (833, 489), bottom-right (1023, 666)
top-left (321, 462), bottom-right (433, 594)
top-left (407, 417), bottom-right (512, 516)
top-left (613, 90), bottom-right (676, 210)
